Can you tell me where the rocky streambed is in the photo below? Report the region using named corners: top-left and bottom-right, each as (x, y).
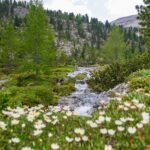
top-left (58, 67), bottom-right (129, 116)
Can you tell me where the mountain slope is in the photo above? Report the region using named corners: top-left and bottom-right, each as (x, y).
top-left (111, 15), bottom-right (140, 28)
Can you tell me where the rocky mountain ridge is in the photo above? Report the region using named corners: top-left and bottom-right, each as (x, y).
top-left (111, 15), bottom-right (140, 28)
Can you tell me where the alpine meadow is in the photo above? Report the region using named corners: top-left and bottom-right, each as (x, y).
top-left (0, 0), bottom-right (150, 150)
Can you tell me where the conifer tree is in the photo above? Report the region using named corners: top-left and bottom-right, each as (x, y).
top-left (0, 20), bottom-right (18, 69)
top-left (136, 0), bottom-right (150, 52)
top-left (102, 26), bottom-right (127, 63)
top-left (23, 0), bottom-right (55, 74)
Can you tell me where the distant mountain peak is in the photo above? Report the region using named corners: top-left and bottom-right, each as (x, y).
top-left (111, 15), bottom-right (140, 28)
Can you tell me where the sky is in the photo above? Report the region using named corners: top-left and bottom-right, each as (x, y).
top-left (42, 0), bottom-right (144, 22)
top-left (26, 0), bottom-right (144, 22)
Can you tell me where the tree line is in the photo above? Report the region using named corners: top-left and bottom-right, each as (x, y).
top-left (0, 0), bottom-right (55, 74)
top-left (0, 0), bottom-right (147, 68)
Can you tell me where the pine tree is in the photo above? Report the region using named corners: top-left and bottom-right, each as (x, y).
top-left (136, 0), bottom-right (150, 52)
top-left (102, 26), bottom-right (127, 63)
top-left (23, 0), bottom-right (55, 74)
top-left (0, 20), bottom-right (18, 69)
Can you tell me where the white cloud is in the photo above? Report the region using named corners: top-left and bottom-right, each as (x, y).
top-left (17, 0), bottom-right (144, 22)
top-left (107, 0), bottom-right (143, 21)
top-left (44, 0), bottom-right (92, 16)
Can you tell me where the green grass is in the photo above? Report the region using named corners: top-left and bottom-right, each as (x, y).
top-left (0, 66), bottom-right (76, 109)
top-left (75, 73), bottom-right (87, 80)
top-left (128, 69), bottom-right (150, 92)
top-left (0, 69), bottom-right (149, 149)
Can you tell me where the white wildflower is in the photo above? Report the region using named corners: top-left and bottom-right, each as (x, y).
top-left (11, 138), bottom-right (20, 143)
top-left (89, 122), bottom-right (98, 128)
top-left (137, 103), bottom-right (145, 109)
top-left (100, 128), bottom-right (107, 135)
top-left (124, 102), bottom-right (131, 107)
top-left (48, 133), bottom-right (53, 138)
top-left (115, 120), bottom-right (123, 126)
top-left (104, 145), bottom-right (113, 150)
top-left (63, 116), bottom-right (68, 119)
top-left (22, 124), bottom-right (26, 128)
top-left (120, 117), bottom-right (127, 123)
top-left (141, 112), bottom-right (149, 124)
top-left (86, 120), bottom-right (93, 125)
top-left (0, 121), bottom-right (7, 130)
top-left (128, 127), bottom-right (136, 134)
top-left (65, 137), bottom-right (74, 143)
top-left (136, 123), bottom-right (143, 129)
top-left (118, 105), bottom-right (124, 109)
top-left (11, 113), bottom-right (21, 119)
top-left (11, 119), bottom-right (19, 125)
top-left (51, 143), bottom-right (59, 150)
top-left (123, 107), bottom-right (129, 111)
top-left (33, 130), bottom-right (43, 136)
top-left (22, 147), bottom-right (34, 150)
top-left (51, 119), bottom-right (59, 125)
top-left (34, 120), bottom-right (46, 130)
top-left (127, 117), bottom-right (134, 122)
top-left (117, 126), bottom-right (125, 132)
top-left (105, 117), bottom-right (111, 122)
top-left (74, 128), bottom-right (85, 135)
top-left (99, 111), bottom-right (105, 115)
top-left (66, 111), bottom-right (72, 117)
top-left (108, 129), bottom-right (115, 136)
top-left (75, 137), bottom-right (81, 142)
top-left (82, 136), bottom-right (89, 142)
top-left (98, 116), bottom-right (105, 123)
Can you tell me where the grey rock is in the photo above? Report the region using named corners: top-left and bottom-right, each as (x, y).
top-left (58, 67), bottom-right (129, 116)
top-left (111, 15), bottom-right (140, 28)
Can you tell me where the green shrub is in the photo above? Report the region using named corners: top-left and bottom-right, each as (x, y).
top-left (6, 72), bottom-right (52, 87)
top-left (75, 73), bottom-right (87, 80)
top-left (53, 78), bottom-right (76, 96)
top-left (130, 76), bottom-right (150, 92)
top-left (53, 84), bottom-right (75, 96)
top-left (0, 91), bottom-right (9, 110)
top-left (88, 54), bottom-right (150, 92)
top-left (14, 72), bottom-right (37, 86)
top-left (3, 86), bottom-right (56, 107)
top-left (127, 69), bottom-right (150, 80)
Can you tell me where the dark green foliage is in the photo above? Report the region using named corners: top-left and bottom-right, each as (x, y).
top-left (0, 91), bottom-right (9, 110)
top-left (22, 0), bottom-right (56, 74)
top-left (136, 0), bottom-right (150, 52)
top-left (0, 20), bottom-right (18, 69)
top-left (2, 86), bottom-right (55, 107)
top-left (1, 66), bottom-right (75, 107)
top-left (53, 80), bottom-right (76, 96)
top-left (128, 69), bottom-right (150, 92)
top-left (0, 0), bottom-right (145, 66)
top-left (102, 26), bottom-right (127, 63)
top-left (130, 76), bottom-right (150, 92)
top-left (88, 54), bottom-right (150, 92)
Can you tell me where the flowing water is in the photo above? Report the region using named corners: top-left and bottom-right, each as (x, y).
top-left (59, 67), bottom-right (129, 116)
top-left (58, 67), bottom-right (112, 116)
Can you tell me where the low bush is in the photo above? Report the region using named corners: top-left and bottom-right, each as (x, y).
top-left (0, 91), bottom-right (9, 110)
top-left (128, 70), bottom-right (150, 92)
top-left (88, 54), bottom-right (150, 92)
top-left (53, 78), bottom-right (76, 96)
top-left (1, 86), bottom-right (55, 107)
top-left (53, 84), bottom-right (75, 96)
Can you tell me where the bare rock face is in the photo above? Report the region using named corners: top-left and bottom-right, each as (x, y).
top-left (14, 7), bottom-right (28, 18)
top-left (111, 15), bottom-right (140, 28)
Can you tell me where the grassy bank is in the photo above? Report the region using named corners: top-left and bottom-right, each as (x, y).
top-left (0, 66), bottom-right (76, 109)
top-left (0, 69), bottom-right (149, 149)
